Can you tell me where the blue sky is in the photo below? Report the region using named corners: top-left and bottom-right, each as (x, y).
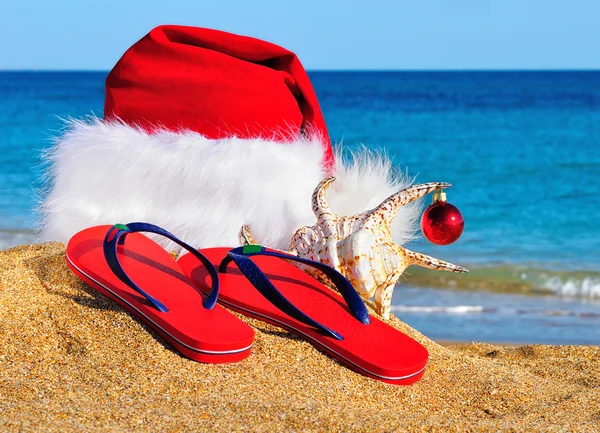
top-left (1, 0), bottom-right (599, 70)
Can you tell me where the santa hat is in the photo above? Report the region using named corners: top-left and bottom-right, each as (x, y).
top-left (41, 25), bottom-right (419, 251)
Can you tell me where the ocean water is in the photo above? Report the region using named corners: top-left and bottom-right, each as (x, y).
top-left (1, 71), bottom-right (599, 344)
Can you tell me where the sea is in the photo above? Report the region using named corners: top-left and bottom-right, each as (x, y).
top-left (1, 71), bottom-right (599, 345)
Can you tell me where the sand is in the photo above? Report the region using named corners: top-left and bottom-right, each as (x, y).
top-left (0, 243), bottom-right (598, 432)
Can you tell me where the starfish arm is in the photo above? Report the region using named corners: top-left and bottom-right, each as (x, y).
top-left (367, 182), bottom-right (451, 227)
top-left (239, 224), bottom-right (258, 245)
top-left (311, 177), bottom-right (338, 237)
top-left (402, 248), bottom-right (469, 273)
top-left (374, 286), bottom-right (392, 320)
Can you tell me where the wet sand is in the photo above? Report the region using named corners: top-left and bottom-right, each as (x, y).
top-left (1, 243), bottom-right (598, 432)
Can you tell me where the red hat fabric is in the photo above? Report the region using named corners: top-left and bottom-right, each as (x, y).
top-left (105, 25), bottom-right (333, 166)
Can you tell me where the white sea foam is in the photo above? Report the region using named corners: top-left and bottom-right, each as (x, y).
top-left (542, 276), bottom-right (600, 298)
top-left (390, 305), bottom-right (489, 314)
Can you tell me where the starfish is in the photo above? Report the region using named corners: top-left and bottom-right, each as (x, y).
top-left (241, 177), bottom-right (468, 320)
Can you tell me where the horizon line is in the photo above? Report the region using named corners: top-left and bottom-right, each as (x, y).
top-left (2, 68), bottom-right (600, 73)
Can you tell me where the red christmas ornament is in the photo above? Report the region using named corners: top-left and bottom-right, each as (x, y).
top-left (420, 190), bottom-right (464, 245)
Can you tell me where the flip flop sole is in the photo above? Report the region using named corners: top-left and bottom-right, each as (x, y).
top-left (179, 247), bottom-right (428, 384)
top-left (67, 226), bottom-right (254, 364)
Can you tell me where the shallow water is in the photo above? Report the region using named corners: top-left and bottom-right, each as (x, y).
top-left (394, 286), bottom-right (600, 345)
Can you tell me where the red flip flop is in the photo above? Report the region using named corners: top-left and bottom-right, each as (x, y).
top-left (66, 223), bottom-right (254, 363)
top-left (178, 245), bottom-right (429, 385)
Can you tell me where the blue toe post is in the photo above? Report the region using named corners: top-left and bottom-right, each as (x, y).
top-left (219, 245), bottom-right (371, 341)
top-left (103, 222), bottom-right (220, 312)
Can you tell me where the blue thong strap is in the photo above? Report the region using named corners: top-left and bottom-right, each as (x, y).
top-left (219, 245), bottom-right (371, 341)
top-left (103, 222), bottom-right (220, 313)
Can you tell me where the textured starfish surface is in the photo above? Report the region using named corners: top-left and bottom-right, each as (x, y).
top-left (241, 177), bottom-right (468, 320)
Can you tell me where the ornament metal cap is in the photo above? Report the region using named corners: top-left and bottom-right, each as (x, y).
top-left (432, 190), bottom-right (447, 203)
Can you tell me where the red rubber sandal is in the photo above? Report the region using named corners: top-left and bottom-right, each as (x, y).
top-left (178, 245), bottom-right (428, 384)
top-left (66, 223), bottom-right (254, 363)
